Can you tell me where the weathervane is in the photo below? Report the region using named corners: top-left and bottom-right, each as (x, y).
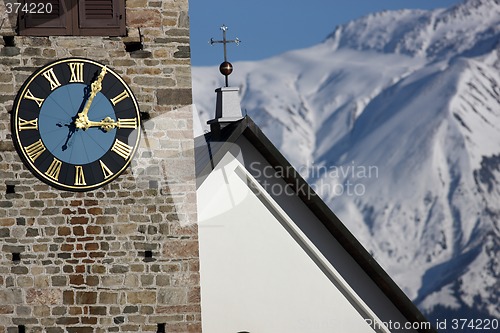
top-left (210, 24), bottom-right (241, 87)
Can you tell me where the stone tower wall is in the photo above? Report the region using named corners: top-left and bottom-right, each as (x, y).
top-left (0, 1), bottom-right (200, 332)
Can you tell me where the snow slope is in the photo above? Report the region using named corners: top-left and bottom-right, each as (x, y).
top-left (192, 0), bottom-right (500, 329)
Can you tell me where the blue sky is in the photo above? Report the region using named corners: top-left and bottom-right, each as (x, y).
top-left (189, 0), bottom-right (463, 66)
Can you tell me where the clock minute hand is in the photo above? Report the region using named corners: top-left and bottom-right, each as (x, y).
top-left (82, 66), bottom-right (107, 117)
top-left (75, 66), bottom-right (107, 130)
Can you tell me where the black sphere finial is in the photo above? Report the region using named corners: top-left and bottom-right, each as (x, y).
top-left (219, 61), bottom-right (233, 76)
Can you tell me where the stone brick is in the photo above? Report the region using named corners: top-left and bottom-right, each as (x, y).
top-left (127, 10), bottom-right (162, 27)
top-left (33, 304), bottom-right (51, 316)
top-left (157, 88), bottom-right (192, 105)
top-left (0, 218), bottom-right (15, 226)
top-left (167, 322), bottom-right (202, 332)
top-left (63, 291), bottom-right (74, 305)
top-left (123, 305), bottom-right (138, 313)
top-left (139, 305), bottom-right (154, 315)
top-left (89, 306), bottom-right (107, 315)
top-left (33, 244), bottom-right (48, 252)
top-left (58, 226), bottom-right (71, 236)
top-left (0, 228), bottom-right (10, 237)
top-left (163, 240), bottom-right (199, 259)
top-left (101, 276), bottom-right (124, 288)
top-left (141, 275), bottom-right (154, 286)
top-left (89, 251), bottom-right (106, 258)
top-left (0, 47), bottom-right (20, 56)
top-left (73, 226), bottom-right (85, 236)
top-left (51, 276), bottom-right (67, 287)
top-left (132, 76), bottom-right (175, 87)
top-left (158, 287), bottom-right (187, 304)
top-left (87, 207), bottom-right (103, 215)
top-left (56, 317), bottom-right (79, 325)
top-left (16, 305), bottom-right (31, 316)
top-left (84, 243), bottom-right (99, 251)
top-left (82, 316), bottom-right (98, 325)
top-left (83, 199), bottom-right (98, 206)
top-left (42, 207), bottom-right (60, 215)
top-left (68, 306), bottom-right (82, 315)
top-left (2, 245), bottom-right (25, 253)
top-left (156, 305), bottom-right (200, 314)
top-left (46, 328), bottom-right (64, 333)
top-left (156, 275), bottom-right (170, 286)
top-left (91, 264), bottom-right (106, 274)
top-left (113, 223), bottom-right (137, 235)
top-left (95, 216), bottom-right (115, 224)
top-left (99, 292), bottom-right (118, 304)
top-left (34, 276), bottom-right (50, 288)
top-left (75, 291), bottom-right (97, 304)
top-left (0, 305), bottom-right (14, 314)
top-left (86, 225), bottom-right (102, 234)
top-left (174, 46), bottom-right (190, 58)
top-left (187, 287), bottom-right (201, 304)
top-left (110, 265), bottom-right (128, 273)
top-left (26, 289), bottom-right (62, 305)
top-left (61, 244), bottom-right (74, 251)
top-left (127, 291), bottom-right (156, 304)
top-left (119, 324), bottom-right (140, 331)
top-left (86, 276), bottom-right (99, 287)
top-left (127, 0), bottom-right (147, 7)
top-left (16, 276), bottom-right (33, 287)
top-left (52, 306), bottom-right (67, 316)
top-left (62, 208), bottom-right (76, 215)
top-left (12, 317), bottom-right (38, 325)
top-left (11, 266), bottom-right (28, 274)
top-left (70, 216), bottom-right (89, 225)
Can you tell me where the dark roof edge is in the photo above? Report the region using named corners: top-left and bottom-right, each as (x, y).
top-left (196, 116), bottom-right (435, 332)
top-left (195, 120), bottom-right (249, 185)
top-left (242, 117), bottom-right (435, 332)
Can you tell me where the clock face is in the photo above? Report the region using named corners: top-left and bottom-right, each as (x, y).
top-left (11, 58), bottom-right (141, 192)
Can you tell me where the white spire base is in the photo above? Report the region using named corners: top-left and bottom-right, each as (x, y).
top-left (207, 87), bottom-right (244, 125)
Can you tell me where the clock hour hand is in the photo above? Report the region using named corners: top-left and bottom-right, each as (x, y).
top-left (85, 117), bottom-right (118, 132)
top-left (75, 116), bottom-right (137, 132)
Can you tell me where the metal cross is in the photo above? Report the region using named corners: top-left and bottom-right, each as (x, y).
top-left (210, 25), bottom-right (240, 63)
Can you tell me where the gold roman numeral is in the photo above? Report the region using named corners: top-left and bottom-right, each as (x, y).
top-left (42, 68), bottom-right (62, 90)
top-left (24, 139), bottom-right (46, 162)
top-left (99, 160), bottom-right (113, 179)
top-left (68, 62), bottom-right (84, 83)
top-left (117, 118), bottom-right (137, 129)
top-left (23, 89), bottom-right (45, 107)
top-left (45, 158), bottom-right (62, 181)
top-left (74, 166), bottom-right (86, 185)
top-left (110, 90), bottom-right (130, 106)
top-left (111, 139), bottom-right (132, 160)
top-left (18, 118), bottom-right (38, 131)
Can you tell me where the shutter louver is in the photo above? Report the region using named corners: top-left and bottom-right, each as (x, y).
top-left (84, 0), bottom-right (114, 19)
top-left (79, 0), bottom-right (125, 36)
top-left (19, 0), bottom-right (72, 36)
top-left (18, 0), bottom-right (125, 36)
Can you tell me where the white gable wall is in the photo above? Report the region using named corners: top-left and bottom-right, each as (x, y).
top-left (198, 150), bottom-right (380, 333)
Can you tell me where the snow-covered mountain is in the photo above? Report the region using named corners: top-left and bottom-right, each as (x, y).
top-left (192, 0), bottom-right (500, 329)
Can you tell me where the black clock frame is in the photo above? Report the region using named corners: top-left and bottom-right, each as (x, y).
top-left (11, 57), bottom-right (141, 192)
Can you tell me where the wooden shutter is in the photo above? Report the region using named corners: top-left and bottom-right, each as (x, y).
top-left (19, 0), bottom-right (73, 36)
top-left (78, 0), bottom-right (125, 36)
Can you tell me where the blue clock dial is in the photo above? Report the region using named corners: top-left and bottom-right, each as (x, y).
top-left (11, 58), bottom-right (141, 192)
top-left (39, 84), bottom-right (116, 165)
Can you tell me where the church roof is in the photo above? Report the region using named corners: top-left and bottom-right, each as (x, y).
top-left (194, 116), bottom-right (435, 332)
